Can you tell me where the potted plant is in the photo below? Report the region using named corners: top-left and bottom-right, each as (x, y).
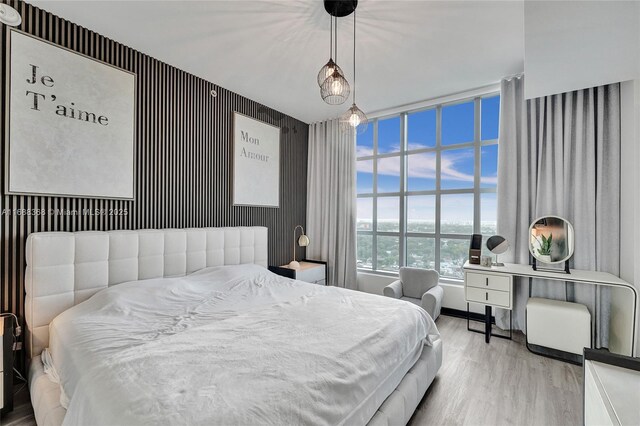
top-left (536, 234), bottom-right (553, 263)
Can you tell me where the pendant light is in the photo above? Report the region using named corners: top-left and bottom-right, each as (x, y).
top-left (341, 9), bottom-right (368, 133)
top-left (320, 16), bottom-right (350, 105)
top-left (317, 16), bottom-right (345, 86)
top-left (0, 4), bottom-right (22, 27)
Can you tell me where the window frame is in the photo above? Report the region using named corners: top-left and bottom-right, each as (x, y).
top-left (356, 93), bottom-right (499, 282)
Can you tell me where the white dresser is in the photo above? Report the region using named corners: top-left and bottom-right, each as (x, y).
top-left (464, 270), bottom-right (513, 310)
top-left (463, 267), bottom-right (513, 343)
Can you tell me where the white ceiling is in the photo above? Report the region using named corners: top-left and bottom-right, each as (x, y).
top-left (29, 0), bottom-right (525, 124)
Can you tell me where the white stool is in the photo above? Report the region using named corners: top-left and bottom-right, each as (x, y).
top-left (526, 297), bottom-right (591, 356)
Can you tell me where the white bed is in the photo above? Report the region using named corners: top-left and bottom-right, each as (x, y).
top-left (24, 227), bottom-right (442, 426)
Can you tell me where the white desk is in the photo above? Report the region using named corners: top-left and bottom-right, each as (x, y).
top-left (584, 349), bottom-right (640, 426)
top-left (463, 261), bottom-right (638, 356)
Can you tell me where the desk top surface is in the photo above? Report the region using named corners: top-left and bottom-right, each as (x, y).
top-left (463, 261), bottom-right (632, 289)
top-left (588, 360), bottom-right (640, 425)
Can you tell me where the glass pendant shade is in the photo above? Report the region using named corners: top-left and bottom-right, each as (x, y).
top-left (317, 59), bottom-right (345, 87)
top-left (340, 9), bottom-right (366, 135)
top-left (320, 69), bottom-right (350, 105)
top-left (341, 103), bottom-right (368, 134)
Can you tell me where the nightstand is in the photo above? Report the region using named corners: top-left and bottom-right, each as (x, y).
top-left (0, 317), bottom-right (3, 414)
top-left (269, 260), bottom-right (327, 285)
top-left (1, 316), bottom-right (13, 415)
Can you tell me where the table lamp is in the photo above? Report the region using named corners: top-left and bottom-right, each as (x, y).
top-left (289, 225), bottom-right (310, 269)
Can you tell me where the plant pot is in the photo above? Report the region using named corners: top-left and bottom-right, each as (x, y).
top-left (538, 254), bottom-right (552, 264)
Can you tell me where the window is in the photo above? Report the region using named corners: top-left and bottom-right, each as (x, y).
top-left (356, 94), bottom-right (499, 280)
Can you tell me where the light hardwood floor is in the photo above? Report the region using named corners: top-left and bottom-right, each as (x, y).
top-left (3, 381), bottom-right (34, 426)
top-left (409, 315), bottom-right (583, 426)
top-left (2, 315), bottom-right (582, 426)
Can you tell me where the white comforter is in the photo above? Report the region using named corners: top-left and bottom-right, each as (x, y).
top-left (47, 264), bottom-right (439, 426)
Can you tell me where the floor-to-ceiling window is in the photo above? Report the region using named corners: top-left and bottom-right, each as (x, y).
top-left (356, 94), bottom-right (499, 280)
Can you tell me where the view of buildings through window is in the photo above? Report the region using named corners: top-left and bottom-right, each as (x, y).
top-left (356, 95), bottom-right (499, 280)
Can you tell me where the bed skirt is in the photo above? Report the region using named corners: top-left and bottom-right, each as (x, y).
top-left (28, 355), bottom-right (65, 426)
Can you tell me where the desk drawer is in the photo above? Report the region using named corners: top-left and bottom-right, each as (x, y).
top-left (466, 287), bottom-right (511, 309)
top-left (466, 272), bottom-right (511, 292)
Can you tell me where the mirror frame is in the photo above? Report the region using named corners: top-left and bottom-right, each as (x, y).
top-left (528, 215), bottom-right (575, 265)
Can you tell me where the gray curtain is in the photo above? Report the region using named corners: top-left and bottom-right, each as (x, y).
top-left (496, 76), bottom-right (620, 348)
top-left (306, 119), bottom-right (357, 289)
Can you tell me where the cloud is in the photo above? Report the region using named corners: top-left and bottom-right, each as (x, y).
top-left (356, 150), bottom-right (497, 185)
top-left (481, 176), bottom-right (498, 185)
top-left (358, 142), bottom-right (434, 157)
top-left (407, 143), bottom-right (433, 151)
top-left (356, 146), bottom-right (374, 157)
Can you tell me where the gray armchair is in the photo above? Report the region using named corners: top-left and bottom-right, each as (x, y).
top-left (383, 267), bottom-right (443, 320)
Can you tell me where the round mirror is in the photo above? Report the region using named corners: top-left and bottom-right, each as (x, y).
top-left (486, 235), bottom-right (509, 267)
top-left (486, 235), bottom-right (509, 254)
top-left (529, 215), bottom-right (574, 264)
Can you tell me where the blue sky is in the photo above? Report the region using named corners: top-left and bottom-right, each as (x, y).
top-left (356, 96), bottom-right (500, 223)
top-left (357, 96), bottom-right (499, 193)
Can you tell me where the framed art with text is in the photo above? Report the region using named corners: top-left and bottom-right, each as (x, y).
top-left (6, 29), bottom-right (136, 199)
top-left (232, 112), bottom-right (280, 207)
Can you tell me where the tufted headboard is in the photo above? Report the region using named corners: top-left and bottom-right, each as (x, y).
top-left (24, 226), bottom-right (268, 359)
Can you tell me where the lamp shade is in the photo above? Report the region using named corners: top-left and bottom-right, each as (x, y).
top-left (0, 4), bottom-right (22, 27)
top-left (298, 234), bottom-right (310, 247)
top-left (289, 225), bottom-right (310, 269)
top-left (317, 59), bottom-right (344, 87)
top-left (340, 103), bottom-right (368, 134)
top-left (320, 69), bottom-right (350, 105)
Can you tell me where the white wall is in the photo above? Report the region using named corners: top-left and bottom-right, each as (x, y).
top-left (357, 273), bottom-right (396, 296)
top-left (636, 78), bottom-right (640, 353)
top-left (524, 1), bottom-right (640, 100)
top-left (636, 79), bottom-right (640, 354)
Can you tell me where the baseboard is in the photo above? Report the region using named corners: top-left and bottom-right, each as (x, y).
top-left (526, 342), bottom-right (583, 365)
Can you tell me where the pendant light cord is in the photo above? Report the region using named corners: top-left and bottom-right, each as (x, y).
top-left (329, 15), bottom-right (333, 59)
top-left (334, 16), bottom-right (338, 66)
top-left (353, 10), bottom-right (357, 103)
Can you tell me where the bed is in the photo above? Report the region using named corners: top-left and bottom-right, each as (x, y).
top-left (24, 227), bottom-right (442, 426)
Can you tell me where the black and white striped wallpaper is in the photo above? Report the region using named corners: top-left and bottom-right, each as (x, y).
top-left (0, 0), bottom-right (309, 337)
